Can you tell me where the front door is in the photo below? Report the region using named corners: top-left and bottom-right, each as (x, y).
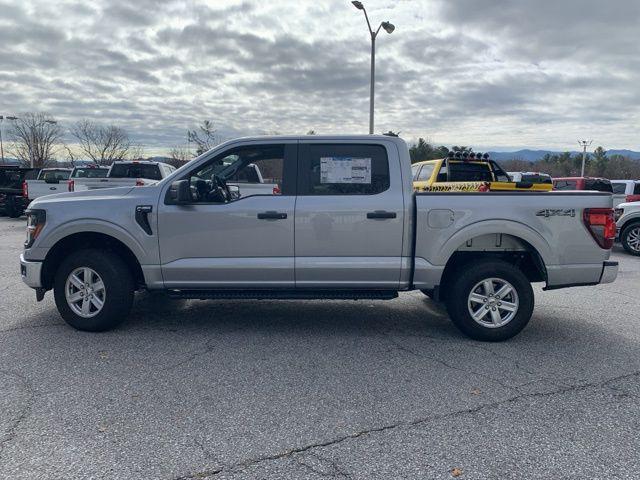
top-left (157, 142), bottom-right (297, 288)
top-left (294, 141), bottom-right (405, 289)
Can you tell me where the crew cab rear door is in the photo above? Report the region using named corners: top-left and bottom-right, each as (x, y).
top-left (294, 141), bottom-right (404, 288)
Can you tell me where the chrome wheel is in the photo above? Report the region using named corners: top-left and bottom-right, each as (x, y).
top-left (65, 267), bottom-right (106, 318)
top-left (467, 277), bottom-right (519, 328)
top-left (626, 226), bottom-right (640, 252)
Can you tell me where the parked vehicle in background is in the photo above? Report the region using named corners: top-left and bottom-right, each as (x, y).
top-left (412, 152), bottom-right (553, 192)
top-left (67, 165), bottom-right (109, 192)
top-left (552, 177), bottom-right (613, 193)
top-left (615, 201), bottom-right (640, 256)
top-left (20, 135), bottom-right (617, 342)
top-left (23, 168), bottom-right (72, 202)
top-left (508, 172), bottom-right (553, 185)
top-left (0, 166), bottom-right (40, 218)
top-left (611, 180), bottom-right (640, 207)
top-left (227, 163), bottom-right (280, 196)
top-left (70, 161), bottom-right (175, 191)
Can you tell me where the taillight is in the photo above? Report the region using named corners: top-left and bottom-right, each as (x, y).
top-left (135, 179), bottom-right (144, 186)
top-left (583, 208), bottom-right (615, 249)
top-left (22, 181), bottom-right (28, 198)
top-left (625, 194), bottom-right (640, 203)
top-left (272, 184), bottom-right (281, 195)
top-left (68, 179), bottom-right (75, 192)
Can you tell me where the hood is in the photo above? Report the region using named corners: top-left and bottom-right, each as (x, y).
top-left (617, 201), bottom-right (640, 210)
top-left (30, 186), bottom-right (135, 207)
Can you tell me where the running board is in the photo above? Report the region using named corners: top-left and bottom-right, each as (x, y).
top-left (166, 289), bottom-right (399, 301)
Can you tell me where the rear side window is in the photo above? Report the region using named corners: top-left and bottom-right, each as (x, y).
top-left (302, 144), bottom-right (390, 195)
top-left (417, 164), bottom-right (434, 181)
top-left (612, 182), bottom-right (627, 194)
top-left (554, 180), bottom-right (578, 190)
top-left (73, 168), bottom-right (108, 178)
top-left (438, 162), bottom-right (493, 182)
top-left (109, 164), bottom-right (162, 180)
top-left (585, 179), bottom-right (613, 193)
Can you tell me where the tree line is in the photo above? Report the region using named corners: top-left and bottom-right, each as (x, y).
top-left (409, 138), bottom-right (640, 180)
top-left (4, 116), bottom-right (639, 179)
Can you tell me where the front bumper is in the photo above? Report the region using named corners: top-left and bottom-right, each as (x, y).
top-left (20, 254), bottom-right (43, 288)
top-left (600, 261), bottom-right (618, 284)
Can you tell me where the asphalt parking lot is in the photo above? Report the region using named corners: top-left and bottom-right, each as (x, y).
top-left (1, 216), bottom-right (639, 480)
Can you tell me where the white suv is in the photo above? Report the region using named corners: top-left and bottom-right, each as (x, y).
top-left (615, 201), bottom-right (640, 255)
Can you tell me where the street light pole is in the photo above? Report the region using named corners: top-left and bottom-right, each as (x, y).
top-left (0, 116), bottom-right (4, 164)
top-left (578, 139), bottom-right (592, 177)
top-left (352, 1), bottom-right (395, 135)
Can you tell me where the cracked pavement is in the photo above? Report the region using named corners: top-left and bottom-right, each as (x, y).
top-left (1, 216), bottom-right (639, 479)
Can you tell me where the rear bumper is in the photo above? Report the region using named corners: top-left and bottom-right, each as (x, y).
top-left (20, 254), bottom-right (43, 288)
top-left (599, 261), bottom-right (618, 284)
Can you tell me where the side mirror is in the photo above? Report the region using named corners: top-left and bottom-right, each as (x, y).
top-left (168, 180), bottom-right (192, 204)
top-left (228, 184), bottom-right (241, 200)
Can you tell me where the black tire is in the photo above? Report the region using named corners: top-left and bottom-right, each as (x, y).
top-left (6, 196), bottom-right (20, 218)
top-left (620, 223), bottom-right (640, 256)
top-left (53, 249), bottom-right (134, 332)
top-left (420, 289), bottom-right (434, 299)
top-left (445, 259), bottom-right (534, 341)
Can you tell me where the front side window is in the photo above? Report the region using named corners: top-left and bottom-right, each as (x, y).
top-left (417, 164), bottom-right (434, 182)
top-left (185, 144), bottom-right (285, 203)
top-left (302, 144), bottom-right (390, 195)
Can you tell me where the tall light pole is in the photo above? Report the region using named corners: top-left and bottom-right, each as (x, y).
top-left (352, 1), bottom-right (395, 134)
top-left (0, 115), bottom-right (18, 164)
top-left (578, 139), bottom-right (592, 177)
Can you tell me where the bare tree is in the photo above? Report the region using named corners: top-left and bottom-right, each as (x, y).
top-left (128, 144), bottom-right (146, 161)
top-left (7, 112), bottom-right (63, 167)
top-left (168, 145), bottom-right (193, 168)
top-left (188, 120), bottom-right (222, 156)
top-left (71, 119), bottom-right (132, 166)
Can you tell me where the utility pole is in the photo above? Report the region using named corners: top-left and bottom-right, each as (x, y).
top-left (578, 140), bottom-right (592, 177)
top-left (351, 2), bottom-right (395, 134)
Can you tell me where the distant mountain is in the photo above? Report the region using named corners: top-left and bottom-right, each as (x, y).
top-left (486, 149), bottom-right (640, 162)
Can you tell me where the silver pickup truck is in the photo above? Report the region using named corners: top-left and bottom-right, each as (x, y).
top-left (19, 135), bottom-right (618, 341)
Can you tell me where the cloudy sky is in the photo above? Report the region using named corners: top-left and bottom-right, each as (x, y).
top-left (1, 0), bottom-right (639, 153)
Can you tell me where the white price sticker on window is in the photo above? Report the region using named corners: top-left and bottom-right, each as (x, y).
top-left (320, 157), bottom-right (371, 184)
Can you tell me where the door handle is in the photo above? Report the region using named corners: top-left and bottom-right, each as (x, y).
top-left (257, 211), bottom-right (287, 220)
top-left (367, 210), bottom-right (397, 219)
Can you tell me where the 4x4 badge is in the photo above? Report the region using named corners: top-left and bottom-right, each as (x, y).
top-left (536, 209), bottom-right (576, 218)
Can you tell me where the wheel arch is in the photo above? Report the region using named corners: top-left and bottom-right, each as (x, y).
top-left (41, 232), bottom-right (145, 291)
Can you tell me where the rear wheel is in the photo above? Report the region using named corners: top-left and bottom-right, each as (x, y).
top-left (445, 259), bottom-right (534, 341)
top-left (621, 223), bottom-right (640, 256)
top-left (53, 249), bottom-right (134, 331)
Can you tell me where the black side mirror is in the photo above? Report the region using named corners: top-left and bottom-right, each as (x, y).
top-left (168, 180), bottom-right (192, 204)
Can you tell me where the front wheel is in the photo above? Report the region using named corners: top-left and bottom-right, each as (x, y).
top-left (445, 259), bottom-right (534, 341)
top-left (53, 249), bottom-right (134, 332)
top-left (621, 223), bottom-right (640, 256)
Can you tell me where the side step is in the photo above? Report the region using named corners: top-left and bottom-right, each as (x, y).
top-left (166, 289), bottom-right (399, 301)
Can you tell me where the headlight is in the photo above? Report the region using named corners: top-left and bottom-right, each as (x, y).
top-left (614, 208), bottom-right (624, 222)
top-left (25, 209), bottom-right (46, 248)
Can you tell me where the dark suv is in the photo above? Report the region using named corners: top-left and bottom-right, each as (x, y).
top-left (0, 166), bottom-right (40, 217)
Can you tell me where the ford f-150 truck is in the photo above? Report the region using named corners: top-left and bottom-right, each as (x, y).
top-left (24, 168), bottom-right (72, 201)
top-left (19, 136), bottom-right (618, 341)
top-left (615, 201), bottom-right (640, 255)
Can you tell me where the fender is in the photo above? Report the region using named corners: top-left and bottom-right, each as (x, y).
top-left (434, 219), bottom-right (554, 267)
top-left (36, 219), bottom-right (151, 265)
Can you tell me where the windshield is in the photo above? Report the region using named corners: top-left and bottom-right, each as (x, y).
top-left (109, 164), bottom-right (162, 180)
top-left (72, 168), bottom-right (109, 178)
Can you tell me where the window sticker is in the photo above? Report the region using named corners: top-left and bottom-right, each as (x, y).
top-left (320, 157), bottom-right (372, 184)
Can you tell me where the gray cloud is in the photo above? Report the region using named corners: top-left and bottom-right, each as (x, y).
top-left (0, 0), bottom-right (638, 152)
